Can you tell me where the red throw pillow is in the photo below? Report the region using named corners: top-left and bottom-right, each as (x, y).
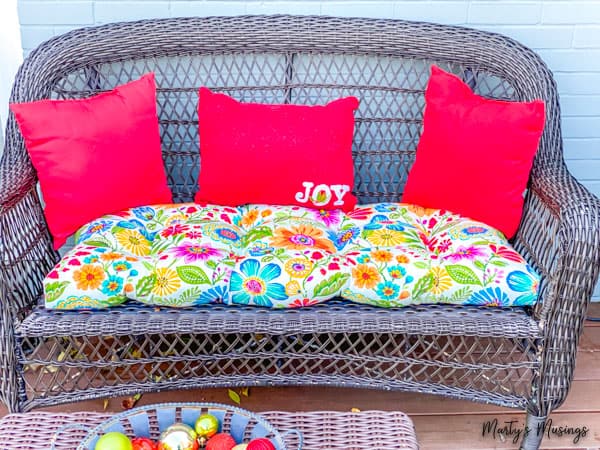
top-left (10, 73), bottom-right (173, 249)
top-left (402, 66), bottom-right (545, 238)
top-left (195, 88), bottom-right (359, 211)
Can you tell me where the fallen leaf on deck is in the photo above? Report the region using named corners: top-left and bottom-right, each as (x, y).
top-left (351, 407), bottom-right (361, 413)
top-left (122, 393), bottom-right (142, 410)
top-left (228, 389), bottom-right (241, 405)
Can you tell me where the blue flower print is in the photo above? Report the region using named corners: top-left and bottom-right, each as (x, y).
top-left (328, 227), bottom-right (360, 251)
top-left (132, 206), bottom-right (156, 222)
top-left (197, 285), bottom-right (228, 305)
top-left (230, 259), bottom-right (287, 307)
top-left (363, 215), bottom-right (405, 232)
top-left (374, 203), bottom-right (398, 213)
top-left (77, 220), bottom-right (114, 243)
top-left (376, 281), bottom-right (400, 300)
top-left (112, 261), bottom-right (132, 272)
top-left (506, 266), bottom-right (539, 306)
top-left (101, 275), bottom-right (123, 296)
top-left (469, 287), bottom-right (510, 307)
top-left (357, 254), bottom-right (371, 264)
top-left (387, 265), bottom-right (406, 279)
top-left (249, 243), bottom-right (274, 257)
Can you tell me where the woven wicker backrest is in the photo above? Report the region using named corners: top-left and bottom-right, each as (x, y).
top-left (6, 15), bottom-right (561, 205)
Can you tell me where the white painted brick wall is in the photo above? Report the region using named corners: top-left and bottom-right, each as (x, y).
top-left (15, 0), bottom-right (600, 299)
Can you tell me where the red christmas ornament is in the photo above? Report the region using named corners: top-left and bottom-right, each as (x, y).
top-left (246, 438), bottom-right (276, 450)
top-left (206, 433), bottom-right (237, 450)
top-left (132, 437), bottom-right (158, 450)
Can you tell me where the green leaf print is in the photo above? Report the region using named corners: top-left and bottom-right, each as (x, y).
top-left (45, 281), bottom-right (69, 303)
top-left (473, 260), bottom-right (486, 271)
top-left (413, 261), bottom-right (429, 270)
top-left (83, 239), bottom-right (110, 248)
top-left (490, 259), bottom-right (508, 267)
top-left (446, 265), bottom-right (482, 286)
top-left (450, 286), bottom-right (473, 302)
top-left (412, 273), bottom-right (434, 298)
top-left (176, 265), bottom-right (210, 285)
top-left (206, 259), bottom-right (218, 270)
top-left (158, 287), bottom-right (203, 306)
top-left (176, 287), bottom-right (204, 305)
top-left (136, 274), bottom-right (157, 296)
top-left (314, 273), bottom-right (350, 297)
top-left (242, 226), bottom-right (273, 246)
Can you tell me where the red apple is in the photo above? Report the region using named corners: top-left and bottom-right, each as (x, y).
top-left (247, 438), bottom-right (276, 450)
top-left (206, 432), bottom-right (237, 450)
top-left (132, 437), bottom-right (158, 450)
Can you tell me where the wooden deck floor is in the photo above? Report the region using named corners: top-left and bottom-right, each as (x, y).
top-left (3, 304), bottom-right (600, 449)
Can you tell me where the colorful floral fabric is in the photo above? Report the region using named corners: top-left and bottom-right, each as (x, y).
top-left (339, 203), bottom-right (540, 307)
top-left (44, 203), bottom-right (540, 309)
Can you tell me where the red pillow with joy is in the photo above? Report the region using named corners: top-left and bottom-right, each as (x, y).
top-left (402, 66), bottom-right (546, 239)
top-left (195, 88), bottom-right (359, 211)
top-left (10, 73), bottom-right (173, 248)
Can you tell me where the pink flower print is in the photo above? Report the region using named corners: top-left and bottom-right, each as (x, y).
top-left (484, 267), bottom-right (505, 285)
top-left (346, 207), bottom-right (372, 220)
top-left (314, 209), bottom-right (342, 227)
top-left (489, 244), bottom-right (524, 263)
top-left (445, 246), bottom-right (487, 262)
top-left (170, 243), bottom-right (223, 263)
top-left (436, 239), bottom-right (452, 253)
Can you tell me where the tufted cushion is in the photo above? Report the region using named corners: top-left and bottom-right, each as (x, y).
top-left (43, 203), bottom-right (540, 309)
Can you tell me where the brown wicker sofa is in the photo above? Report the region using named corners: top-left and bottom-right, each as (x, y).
top-left (1, 15), bottom-right (599, 450)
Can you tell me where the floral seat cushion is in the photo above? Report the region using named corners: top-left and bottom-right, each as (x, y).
top-left (44, 203), bottom-right (540, 309)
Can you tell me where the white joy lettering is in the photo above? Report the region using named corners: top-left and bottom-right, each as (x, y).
top-left (295, 182), bottom-right (349, 207)
top-left (330, 184), bottom-right (350, 206)
top-left (294, 181), bottom-right (314, 203)
top-left (311, 184), bottom-right (332, 206)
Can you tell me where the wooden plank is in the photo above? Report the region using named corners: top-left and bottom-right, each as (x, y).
top-left (574, 350), bottom-right (600, 381)
top-left (579, 325), bottom-right (600, 351)
top-left (585, 302), bottom-right (600, 327)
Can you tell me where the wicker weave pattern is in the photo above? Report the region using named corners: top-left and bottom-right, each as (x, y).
top-left (1, 16), bottom-right (599, 450)
top-left (0, 411), bottom-right (420, 450)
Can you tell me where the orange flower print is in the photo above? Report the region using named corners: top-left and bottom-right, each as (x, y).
top-left (407, 204), bottom-right (437, 217)
top-left (396, 254), bottom-right (410, 264)
top-left (371, 249), bottom-right (393, 263)
top-left (242, 209), bottom-right (259, 227)
top-left (352, 264), bottom-right (381, 289)
top-left (270, 224), bottom-right (335, 253)
top-left (73, 264), bottom-right (105, 290)
top-left (261, 209), bottom-right (273, 217)
top-left (100, 252), bottom-right (124, 262)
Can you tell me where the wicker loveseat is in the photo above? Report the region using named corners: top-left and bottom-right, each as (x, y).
top-left (1, 15), bottom-right (599, 450)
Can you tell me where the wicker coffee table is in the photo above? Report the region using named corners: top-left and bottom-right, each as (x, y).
top-left (0, 410), bottom-right (419, 449)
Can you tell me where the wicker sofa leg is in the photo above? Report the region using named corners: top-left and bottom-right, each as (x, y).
top-left (0, 307), bottom-right (23, 413)
top-left (519, 413), bottom-right (546, 450)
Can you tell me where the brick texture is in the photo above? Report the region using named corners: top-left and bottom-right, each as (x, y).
top-left (15, 0), bottom-right (600, 298)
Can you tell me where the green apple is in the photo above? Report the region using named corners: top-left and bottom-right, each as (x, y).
top-left (95, 431), bottom-right (133, 450)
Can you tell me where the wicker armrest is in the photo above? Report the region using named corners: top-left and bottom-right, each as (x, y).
top-left (515, 162), bottom-right (600, 412)
top-left (0, 137), bottom-right (56, 317)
